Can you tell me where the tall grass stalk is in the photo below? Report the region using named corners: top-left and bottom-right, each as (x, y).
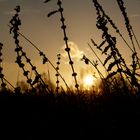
top-left (92, 0), bottom-right (134, 52)
top-left (55, 54), bottom-right (61, 94)
top-left (88, 42), bottom-right (108, 73)
top-left (92, 0), bottom-right (140, 92)
top-left (0, 43), bottom-right (15, 91)
top-left (11, 28), bottom-right (70, 90)
top-left (9, 6), bottom-right (51, 94)
top-left (0, 43), bottom-right (6, 90)
top-left (81, 55), bottom-right (104, 80)
top-left (45, 0), bottom-right (79, 94)
top-left (88, 42), bottom-right (120, 91)
top-left (116, 0), bottom-right (140, 68)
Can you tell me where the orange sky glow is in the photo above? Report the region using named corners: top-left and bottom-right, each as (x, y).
top-left (0, 0), bottom-right (140, 90)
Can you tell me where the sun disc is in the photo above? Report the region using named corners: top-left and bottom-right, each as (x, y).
top-left (83, 74), bottom-right (94, 87)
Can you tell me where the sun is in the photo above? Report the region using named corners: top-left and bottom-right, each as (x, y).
top-left (83, 74), bottom-right (95, 89)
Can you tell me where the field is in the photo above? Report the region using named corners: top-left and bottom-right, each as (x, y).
top-left (0, 90), bottom-right (140, 139)
top-left (0, 0), bottom-right (140, 139)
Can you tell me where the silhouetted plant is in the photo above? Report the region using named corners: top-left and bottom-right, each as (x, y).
top-left (92, 0), bottom-right (140, 82)
top-left (0, 1), bottom-right (138, 96)
top-left (0, 43), bottom-right (15, 92)
top-left (55, 54), bottom-right (61, 94)
top-left (44, 0), bottom-right (79, 94)
top-left (10, 26), bottom-right (70, 91)
top-left (81, 55), bottom-right (104, 80)
top-left (0, 42), bottom-right (6, 90)
top-left (9, 6), bottom-right (50, 94)
top-left (116, 0), bottom-right (133, 46)
top-left (116, 0), bottom-right (140, 67)
top-left (87, 42), bottom-right (120, 91)
top-left (95, 14), bottom-right (126, 81)
top-left (92, 0), bottom-right (140, 92)
top-left (88, 43), bottom-right (108, 73)
top-left (92, 0), bottom-right (133, 52)
top-left (81, 55), bottom-right (112, 94)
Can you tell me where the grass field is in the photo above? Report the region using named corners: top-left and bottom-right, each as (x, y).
top-left (0, 90), bottom-right (140, 139)
top-left (0, 0), bottom-right (140, 139)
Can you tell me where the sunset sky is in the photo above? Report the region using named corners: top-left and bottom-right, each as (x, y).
top-left (0, 0), bottom-right (140, 89)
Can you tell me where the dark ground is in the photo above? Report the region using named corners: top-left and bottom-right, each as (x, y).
top-left (0, 92), bottom-right (140, 139)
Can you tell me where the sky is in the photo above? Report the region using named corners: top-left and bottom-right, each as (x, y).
top-left (0, 0), bottom-right (140, 89)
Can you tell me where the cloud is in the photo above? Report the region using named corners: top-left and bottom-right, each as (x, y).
top-left (61, 41), bottom-right (84, 61)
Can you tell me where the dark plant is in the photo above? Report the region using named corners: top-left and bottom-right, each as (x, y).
top-left (92, 0), bottom-right (140, 93)
top-left (0, 43), bottom-right (16, 91)
top-left (9, 24), bottom-right (70, 91)
top-left (0, 42), bottom-right (6, 90)
top-left (81, 55), bottom-right (104, 80)
top-left (55, 54), bottom-right (61, 94)
top-left (44, 0), bottom-right (79, 94)
top-left (9, 6), bottom-right (50, 94)
top-left (116, 0), bottom-right (140, 68)
top-left (92, 0), bottom-right (133, 52)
